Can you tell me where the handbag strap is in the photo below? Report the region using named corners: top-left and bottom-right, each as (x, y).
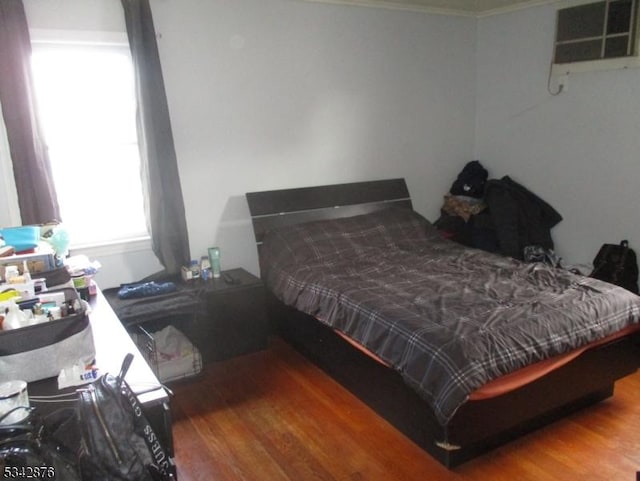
top-left (112, 353), bottom-right (173, 480)
top-left (118, 379), bottom-right (174, 480)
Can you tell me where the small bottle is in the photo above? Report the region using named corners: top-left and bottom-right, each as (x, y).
top-left (4, 265), bottom-right (19, 283)
top-left (32, 303), bottom-right (48, 324)
top-left (200, 255), bottom-right (211, 281)
top-left (3, 301), bottom-right (28, 330)
top-left (190, 259), bottom-right (200, 280)
top-left (22, 261), bottom-right (31, 283)
top-left (208, 247), bottom-right (221, 278)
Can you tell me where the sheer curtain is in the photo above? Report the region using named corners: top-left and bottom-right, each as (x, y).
top-left (121, 0), bottom-right (190, 276)
top-left (0, 0), bottom-right (60, 225)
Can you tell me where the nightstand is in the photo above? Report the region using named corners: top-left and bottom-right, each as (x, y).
top-left (192, 268), bottom-right (269, 362)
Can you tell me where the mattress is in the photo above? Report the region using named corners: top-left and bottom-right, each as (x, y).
top-left (260, 208), bottom-right (640, 425)
top-left (334, 323), bottom-right (640, 400)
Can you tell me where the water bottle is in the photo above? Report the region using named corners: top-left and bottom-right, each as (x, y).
top-left (208, 247), bottom-right (221, 278)
top-left (3, 301), bottom-right (28, 330)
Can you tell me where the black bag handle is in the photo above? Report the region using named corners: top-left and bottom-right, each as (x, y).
top-left (117, 352), bottom-right (134, 389)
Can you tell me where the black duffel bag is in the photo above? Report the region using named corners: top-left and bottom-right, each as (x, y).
top-left (1, 354), bottom-right (173, 481)
top-left (0, 406), bottom-right (81, 481)
top-left (590, 240), bottom-right (639, 294)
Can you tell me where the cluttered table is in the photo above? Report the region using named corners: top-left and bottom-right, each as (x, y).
top-left (26, 285), bottom-right (174, 456)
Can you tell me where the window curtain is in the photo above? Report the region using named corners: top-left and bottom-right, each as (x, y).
top-left (121, 0), bottom-right (190, 275)
top-left (0, 0), bottom-right (60, 226)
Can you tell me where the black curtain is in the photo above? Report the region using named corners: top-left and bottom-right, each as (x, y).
top-left (121, 0), bottom-right (190, 275)
top-left (0, 0), bottom-right (60, 225)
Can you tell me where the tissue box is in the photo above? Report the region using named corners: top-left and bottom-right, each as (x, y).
top-left (0, 288), bottom-right (95, 383)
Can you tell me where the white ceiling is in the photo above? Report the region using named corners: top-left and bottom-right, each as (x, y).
top-left (302, 0), bottom-right (556, 16)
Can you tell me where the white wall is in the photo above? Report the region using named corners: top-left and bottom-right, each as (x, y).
top-left (23, 0), bottom-right (124, 31)
top-left (475, 5), bottom-right (640, 266)
top-left (7, 1), bottom-right (639, 283)
top-left (146, 0), bottom-right (477, 275)
top-left (10, 0), bottom-right (477, 286)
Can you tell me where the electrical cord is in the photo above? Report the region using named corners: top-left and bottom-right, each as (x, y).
top-left (547, 67), bottom-right (565, 96)
top-left (547, 7), bottom-right (566, 96)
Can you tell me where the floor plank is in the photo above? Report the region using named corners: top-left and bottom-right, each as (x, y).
top-left (171, 337), bottom-right (640, 481)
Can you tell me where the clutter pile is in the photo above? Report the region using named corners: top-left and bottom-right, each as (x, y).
top-left (0, 225), bottom-right (100, 385)
top-left (435, 161), bottom-right (563, 264)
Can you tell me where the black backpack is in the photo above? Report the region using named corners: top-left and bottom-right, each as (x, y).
top-left (590, 240), bottom-right (639, 294)
top-left (77, 354), bottom-right (174, 481)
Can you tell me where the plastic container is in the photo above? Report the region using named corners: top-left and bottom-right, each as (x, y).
top-left (0, 288), bottom-right (95, 383)
top-left (0, 226), bottom-right (40, 253)
top-left (3, 301), bottom-right (29, 330)
top-left (4, 266), bottom-right (19, 283)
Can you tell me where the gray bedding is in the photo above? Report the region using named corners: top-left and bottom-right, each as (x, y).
top-left (260, 208), bottom-right (640, 425)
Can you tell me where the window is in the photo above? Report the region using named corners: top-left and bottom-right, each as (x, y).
top-left (552, 0), bottom-right (640, 74)
top-left (30, 35), bottom-right (148, 248)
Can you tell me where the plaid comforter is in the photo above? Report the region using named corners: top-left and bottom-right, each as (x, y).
top-left (260, 208), bottom-right (640, 425)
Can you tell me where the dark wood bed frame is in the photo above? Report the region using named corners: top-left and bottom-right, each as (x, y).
top-left (245, 178), bottom-right (640, 468)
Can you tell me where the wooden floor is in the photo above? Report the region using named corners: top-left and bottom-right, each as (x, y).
top-left (170, 337), bottom-right (640, 481)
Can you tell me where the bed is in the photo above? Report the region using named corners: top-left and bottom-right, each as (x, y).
top-left (245, 178), bottom-right (640, 467)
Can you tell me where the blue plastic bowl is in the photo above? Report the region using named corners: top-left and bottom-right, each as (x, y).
top-left (0, 226), bottom-right (41, 252)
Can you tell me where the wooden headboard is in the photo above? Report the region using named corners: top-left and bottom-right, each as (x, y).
top-left (245, 178), bottom-right (413, 246)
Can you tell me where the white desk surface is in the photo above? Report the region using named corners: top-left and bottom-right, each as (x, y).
top-left (88, 288), bottom-right (168, 405)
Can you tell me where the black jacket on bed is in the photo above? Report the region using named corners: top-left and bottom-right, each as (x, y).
top-left (484, 176), bottom-right (562, 260)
